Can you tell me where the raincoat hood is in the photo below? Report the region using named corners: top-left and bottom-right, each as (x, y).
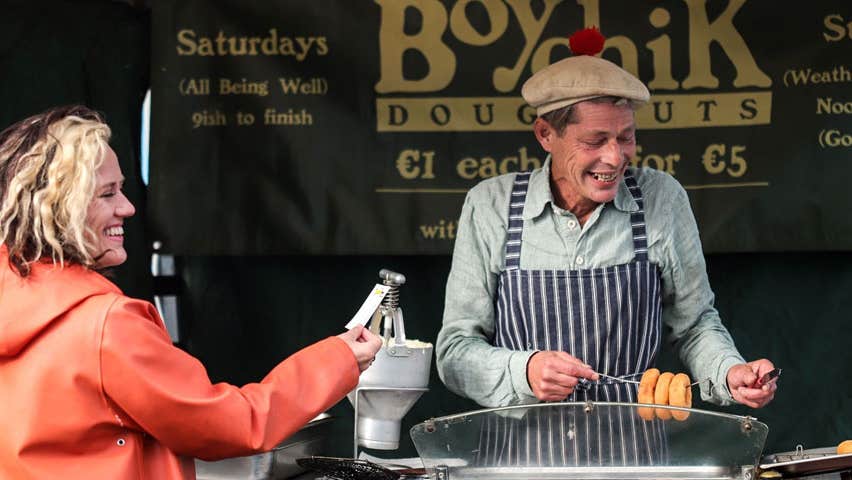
top-left (0, 245), bottom-right (120, 357)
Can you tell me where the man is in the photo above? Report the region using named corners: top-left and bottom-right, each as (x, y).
top-left (436, 37), bottom-right (777, 411)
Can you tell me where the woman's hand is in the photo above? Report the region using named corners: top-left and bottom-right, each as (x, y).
top-left (338, 325), bottom-right (383, 372)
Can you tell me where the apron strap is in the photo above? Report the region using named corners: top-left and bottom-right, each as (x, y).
top-left (623, 168), bottom-right (649, 262)
top-left (504, 172), bottom-right (531, 269)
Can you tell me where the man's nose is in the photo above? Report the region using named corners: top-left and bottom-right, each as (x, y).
top-left (601, 140), bottom-right (623, 165)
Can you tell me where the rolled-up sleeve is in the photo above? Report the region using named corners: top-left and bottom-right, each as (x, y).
top-left (99, 296), bottom-right (359, 460)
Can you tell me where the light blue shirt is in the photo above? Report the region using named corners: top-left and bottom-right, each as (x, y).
top-left (436, 158), bottom-right (744, 407)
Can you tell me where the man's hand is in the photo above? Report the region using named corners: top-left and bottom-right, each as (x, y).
top-left (727, 359), bottom-right (777, 408)
top-left (338, 325), bottom-right (383, 372)
top-left (527, 351), bottom-right (599, 401)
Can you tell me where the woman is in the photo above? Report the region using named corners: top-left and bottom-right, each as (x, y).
top-left (0, 105), bottom-right (382, 479)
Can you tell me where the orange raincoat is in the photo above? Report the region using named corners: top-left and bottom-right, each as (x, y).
top-left (0, 247), bottom-right (359, 479)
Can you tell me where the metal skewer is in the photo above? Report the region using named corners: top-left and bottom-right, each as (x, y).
top-left (596, 371), bottom-right (709, 388)
top-left (595, 372), bottom-right (640, 385)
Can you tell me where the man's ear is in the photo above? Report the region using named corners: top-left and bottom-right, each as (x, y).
top-left (533, 117), bottom-right (554, 152)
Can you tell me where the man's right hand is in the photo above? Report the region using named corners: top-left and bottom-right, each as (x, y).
top-left (338, 325), bottom-right (383, 372)
top-left (527, 351), bottom-right (599, 401)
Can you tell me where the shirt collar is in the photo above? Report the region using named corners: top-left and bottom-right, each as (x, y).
top-left (522, 157), bottom-right (639, 220)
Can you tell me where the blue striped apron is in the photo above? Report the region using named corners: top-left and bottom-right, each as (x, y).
top-left (479, 168), bottom-right (668, 466)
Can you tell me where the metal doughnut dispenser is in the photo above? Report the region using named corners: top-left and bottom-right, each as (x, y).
top-left (346, 269), bottom-right (433, 458)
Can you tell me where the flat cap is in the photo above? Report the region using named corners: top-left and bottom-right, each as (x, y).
top-left (521, 55), bottom-right (650, 116)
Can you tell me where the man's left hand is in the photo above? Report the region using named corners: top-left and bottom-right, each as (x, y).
top-left (727, 359), bottom-right (777, 408)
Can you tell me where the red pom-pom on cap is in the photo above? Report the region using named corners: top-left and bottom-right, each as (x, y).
top-left (569, 27), bottom-right (605, 56)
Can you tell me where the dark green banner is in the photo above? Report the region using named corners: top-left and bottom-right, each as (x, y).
top-left (150, 0), bottom-right (852, 254)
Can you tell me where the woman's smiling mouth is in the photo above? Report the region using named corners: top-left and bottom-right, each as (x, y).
top-left (104, 225), bottom-right (124, 239)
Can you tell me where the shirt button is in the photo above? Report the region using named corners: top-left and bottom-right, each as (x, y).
top-left (576, 256), bottom-right (584, 265)
top-left (567, 220), bottom-right (577, 229)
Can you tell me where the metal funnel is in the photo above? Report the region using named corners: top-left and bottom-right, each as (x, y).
top-left (347, 341), bottom-right (432, 451)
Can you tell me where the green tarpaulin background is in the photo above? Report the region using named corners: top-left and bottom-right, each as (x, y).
top-left (150, 0), bottom-right (852, 254)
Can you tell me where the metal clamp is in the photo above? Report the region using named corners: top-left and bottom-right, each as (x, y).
top-left (740, 416), bottom-right (756, 433)
top-left (435, 464), bottom-right (449, 480)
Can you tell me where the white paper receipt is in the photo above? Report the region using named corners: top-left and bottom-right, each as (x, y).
top-left (345, 284), bottom-right (391, 330)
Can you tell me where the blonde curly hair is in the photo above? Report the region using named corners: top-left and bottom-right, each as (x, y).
top-left (0, 105), bottom-right (111, 276)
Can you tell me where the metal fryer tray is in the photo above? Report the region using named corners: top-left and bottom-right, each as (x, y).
top-left (195, 413), bottom-right (333, 479)
top-left (760, 446), bottom-right (852, 477)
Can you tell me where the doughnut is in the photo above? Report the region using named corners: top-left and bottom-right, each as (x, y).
top-left (637, 368), bottom-right (660, 421)
top-left (654, 372), bottom-right (674, 420)
top-left (669, 373), bottom-right (693, 421)
top-left (838, 440), bottom-right (852, 455)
